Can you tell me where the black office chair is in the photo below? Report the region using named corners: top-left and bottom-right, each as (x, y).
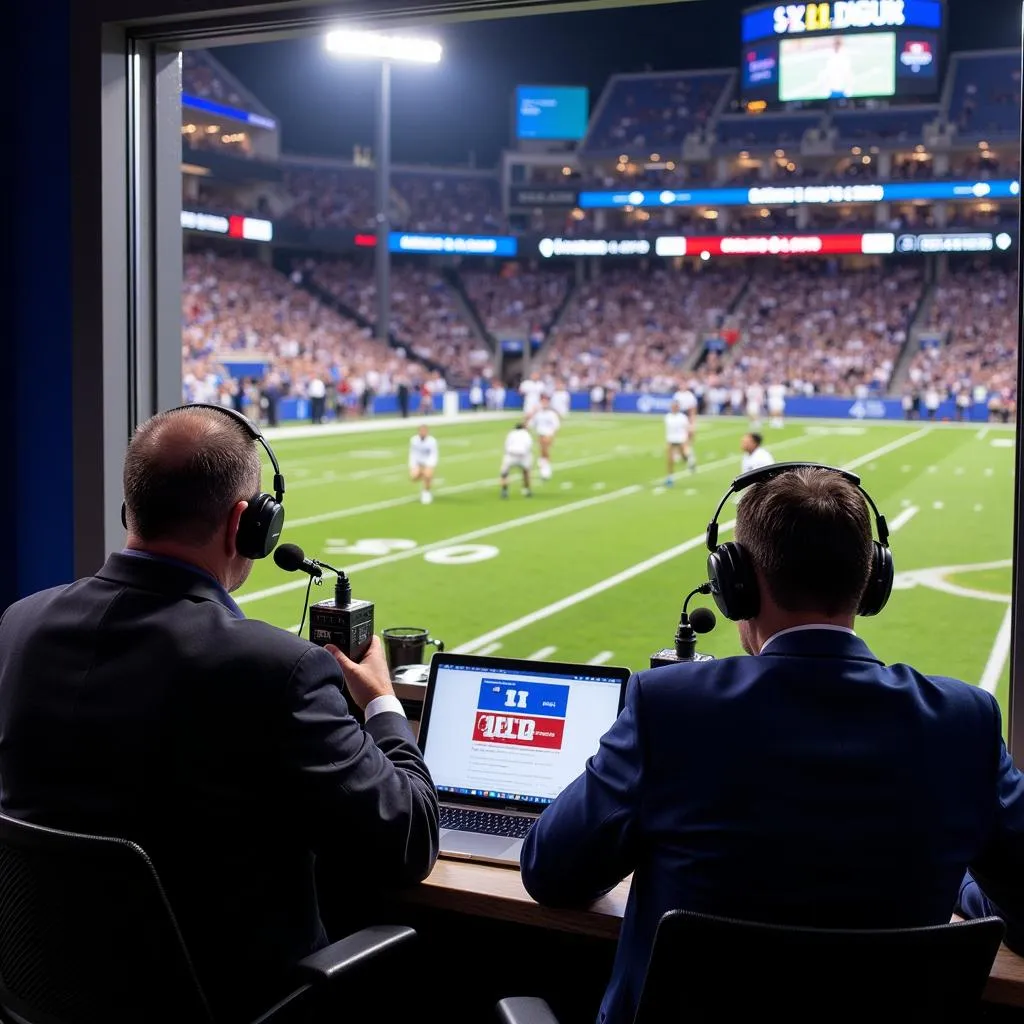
top-left (496, 909), bottom-right (1006, 1023)
top-left (0, 812), bottom-right (417, 1024)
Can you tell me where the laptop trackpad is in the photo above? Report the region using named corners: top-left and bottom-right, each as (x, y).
top-left (440, 829), bottom-right (522, 862)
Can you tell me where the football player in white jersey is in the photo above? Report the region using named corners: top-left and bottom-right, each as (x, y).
top-left (672, 384), bottom-right (699, 426)
top-left (741, 432), bottom-right (775, 475)
top-left (746, 382), bottom-right (765, 428)
top-left (551, 381), bottom-right (571, 419)
top-left (408, 424), bottom-right (439, 505)
top-left (500, 422), bottom-right (534, 499)
top-left (664, 400), bottom-right (696, 486)
top-left (520, 372), bottom-right (546, 417)
top-left (530, 394), bottom-right (562, 481)
top-left (767, 382), bottom-right (787, 428)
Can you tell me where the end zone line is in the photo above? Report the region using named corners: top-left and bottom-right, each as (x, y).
top-left (980, 607), bottom-right (1013, 695)
top-left (454, 428), bottom-right (932, 655)
top-left (238, 483), bottom-right (643, 605)
top-left (453, 523), bottom-right (737, 654)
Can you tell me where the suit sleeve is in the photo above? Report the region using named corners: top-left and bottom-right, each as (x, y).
top-left (963, 695), bottom-right (1024, 953)
top-left (283, 646), bottom-right (440, 886)
top-left (520, 673), bottom-right (644, 907)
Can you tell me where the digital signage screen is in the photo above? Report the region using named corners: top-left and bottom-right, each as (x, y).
top-left (741, 1), bottom-right (944, 105)
top-left (515, 86), bottom-right (590, 140)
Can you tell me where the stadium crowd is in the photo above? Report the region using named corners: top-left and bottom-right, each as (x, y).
top-left (311, 261), bottom-right (490, 382)
top-left (461, 267), bottom-right (572, 344)
top-left (906, 265), bottom-right (1018, 416)
top-left (726, 265), bottom-right (926, 396)
top-left (540, 265), bottom-right (747, 391)
top-left (181, 250), bottom-right (432, 420)
top-left (279, 166), bottom-right (505, 235)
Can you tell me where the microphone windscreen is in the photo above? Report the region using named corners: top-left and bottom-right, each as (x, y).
top-left (273, 542), bottom-right (306, 572)
top-left (690, 607), bottom-right (717, 634)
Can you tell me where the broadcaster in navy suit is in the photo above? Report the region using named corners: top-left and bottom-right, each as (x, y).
top-left (521, 465), bottom-right (1024, 1024)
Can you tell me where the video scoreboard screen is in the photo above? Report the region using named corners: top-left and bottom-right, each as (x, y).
top-left (515, 85), bottom-right (590, 141)
top-left (742, 1), bottom-right (944, 105)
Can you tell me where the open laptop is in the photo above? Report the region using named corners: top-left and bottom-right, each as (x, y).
top-left (417, 652), bottom-right (630, 868)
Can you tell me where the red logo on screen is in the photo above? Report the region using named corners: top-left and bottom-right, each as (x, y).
top-left (900, 41), bottom-right (934, 72)
top-left (473, 713), bottom-right (564, 750)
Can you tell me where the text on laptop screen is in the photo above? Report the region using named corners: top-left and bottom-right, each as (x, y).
top-left (423, 664), bottom-right (623, 805)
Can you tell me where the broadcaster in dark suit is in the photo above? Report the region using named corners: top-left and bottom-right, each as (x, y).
top-left (521, 466), bottom-right (1024, 1024)
top-left (0, 405), bottom-right (440, 1022)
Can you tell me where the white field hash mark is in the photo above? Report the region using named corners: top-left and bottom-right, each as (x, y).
top-left (239, 484), bottom-right (642, 605)
top-left (454, 427), bottom-right (932, 654)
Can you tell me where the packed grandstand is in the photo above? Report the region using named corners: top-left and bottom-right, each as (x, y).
top-left (179, 44), bottom-right (1020, 421)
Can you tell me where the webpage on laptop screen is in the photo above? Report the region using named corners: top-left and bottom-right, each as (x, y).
top-left (425, 664), bottom-right (622, 805)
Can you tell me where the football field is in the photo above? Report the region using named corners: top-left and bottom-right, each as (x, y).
top-left (239, 413), bottom-right (1016, 721)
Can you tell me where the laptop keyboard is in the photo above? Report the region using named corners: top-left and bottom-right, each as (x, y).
top-left (441, 806), bottom-right (535, 840)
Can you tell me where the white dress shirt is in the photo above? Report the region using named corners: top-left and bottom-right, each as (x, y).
top-left (759, 624), bottom-right (857, 656)
top-left (364, 694), bottom-right (406, 721)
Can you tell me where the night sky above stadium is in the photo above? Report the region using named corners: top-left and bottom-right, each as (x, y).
top-left (211, 0), bottom-right (1021, 167)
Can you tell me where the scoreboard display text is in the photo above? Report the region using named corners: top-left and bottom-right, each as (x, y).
top-left (473, 679), bottom-right (569, 750)
top-left (741, 0), bottom-right (943, 105)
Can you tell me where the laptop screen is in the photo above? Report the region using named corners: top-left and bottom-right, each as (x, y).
top-left (420, 658), bottom-right (626, 808)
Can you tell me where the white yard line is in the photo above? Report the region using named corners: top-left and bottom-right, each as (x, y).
top-left (237, 484), bottom-right (643, 605)
top-left (452, 526), bottom-right (734, 654)
top-left (476, 643), bottom-right (503, 656)
top-left (454, 429), bottom-right (933, 654)
top-left (977, 428), bottom-right (990, 440)
top-left (888, 506), bottom-right (919, 533)
top-left (980, 607), bottom-right (1013, 695)
top-left (525, 646), bottom-right (558, 661)
top-left (841, 427), bottom-right (932, 470)
top-left (587, 651), bottom-right (615, 665)
top-left (285, 452), bottom-right (624, 529)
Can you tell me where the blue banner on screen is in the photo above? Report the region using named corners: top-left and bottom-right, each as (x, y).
top-left (577, 179), bottom-right (1020, 210)
top-left (516, 85), bottom-right (589, 141)
top-left (477, 679), bottom-right (570, 718)
top-left (742, 1), bottom-right (943, 42)
top-left (181, 93), bottom-right (277, 131)
top-left (388, 233), bottom-right (518, 257)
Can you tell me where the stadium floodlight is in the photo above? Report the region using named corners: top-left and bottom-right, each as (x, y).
top-left (323, 28), bottom-right (443, 347)
top-left (324, 29), bottom-right (442, 64)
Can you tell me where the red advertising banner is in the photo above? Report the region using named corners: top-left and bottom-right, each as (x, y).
top-left (473, 713), bottom-right (565, 750)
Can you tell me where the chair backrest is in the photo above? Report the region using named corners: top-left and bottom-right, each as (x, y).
top-left (0, 813), bottom-right (214, 1024)
top-left (635, 910), bottom-right (1005, 1023)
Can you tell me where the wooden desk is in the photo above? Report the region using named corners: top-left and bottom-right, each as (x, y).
top-left (405, 860), bottom-right (1024, 1008)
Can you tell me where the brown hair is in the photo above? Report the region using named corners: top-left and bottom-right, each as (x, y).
top-left (735, 467), bottom-right (873, 616)
top-left (123, 407), bottom-right (261, 545)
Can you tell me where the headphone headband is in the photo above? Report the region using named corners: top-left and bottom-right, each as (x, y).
top-left (703, 461), bottom-right (895, 621)
top-left (163, 403), bottom-right (285, 503)
top-left (706, 462), bottom-right (888, 551)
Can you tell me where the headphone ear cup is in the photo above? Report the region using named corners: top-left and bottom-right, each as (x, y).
top-left (707, 543), bottom-right (760, 621)
top-left (236, 493), bottom-right (285, 560)
top-left (858, 541), bottom-right (894, 617)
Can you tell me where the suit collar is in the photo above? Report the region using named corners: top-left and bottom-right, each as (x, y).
top-left (96, 552), bottom-right (244, 619)
top-left (758, 628), bottom-right (883, 665)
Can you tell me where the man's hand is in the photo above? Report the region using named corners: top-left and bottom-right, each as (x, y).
top-left (325, 636), bottom-right (394, 711)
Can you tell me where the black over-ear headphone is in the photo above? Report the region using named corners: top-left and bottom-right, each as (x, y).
top-left (121, 403), bottom-right (286, 560)
top-left (705, 462), bottom-right (893, 622)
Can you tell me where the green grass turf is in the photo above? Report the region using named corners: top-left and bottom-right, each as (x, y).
top-left (238, 414), bottom-right (1016, 725)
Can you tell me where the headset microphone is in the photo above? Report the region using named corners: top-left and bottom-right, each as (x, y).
top-left (650, 584), bottom-right (718, 668)
top-left (273, 543), bottom-right (323, 579)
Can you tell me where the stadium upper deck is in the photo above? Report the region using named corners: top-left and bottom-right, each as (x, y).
top-left (182, 47), bottom-right (1021, 242)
